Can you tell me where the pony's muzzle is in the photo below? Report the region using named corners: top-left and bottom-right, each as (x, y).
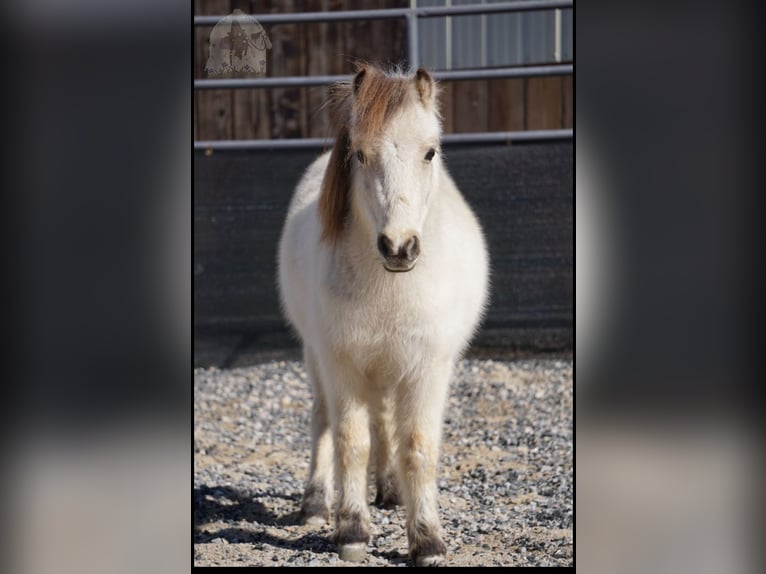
top-left (377, 233), bottom-right (420, 272)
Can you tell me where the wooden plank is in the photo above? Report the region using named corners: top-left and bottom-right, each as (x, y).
top-left (196, 91), bottom-right (234, 139)
top-left (253, 1), bottom-right (273, 140)
top-left (195, 0), bottom-right (233, 140)
top-left (488, 78), bottom-right (525, 132)
top-left (453, 80), bottom-right (489, 133)
top-left (345, 1), bottom-right (374, 65)
top-left (194, 0), bottom-right (200, 142)
top-left (269, 0), bottom-right (308, 138)
top-left (194, 0), bottom-right (205, 141)
top-left (230, 0), bottom-right (265, 139)
top-left (438, 81), bottom-right (454, 135)
top-left (561, 74), bottom-right (572, 128)
top-left (313, 0), bottom-right (349, 141)
top-left (525, 76), bottom-right (563, 130)
top-left (336, 1), bottom-right (407, 69)
top-left (380, 0), bottom-right (408, 65)
top-left (325, 0), bottom-right (347, 76)
top-left (305, 0), bottom-right (330, 138)
top-left (346, 0), bottom-right (407, 66)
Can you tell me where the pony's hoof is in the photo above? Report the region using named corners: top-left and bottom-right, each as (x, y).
top-left (301, 513), bottom-right (328, 526)
top-left (415, 554), bottom-right (445, 567)
top-left (411, 536), bottom-right (447, 567)
top-left (338, 543), bottom-right (367, 562)
top-left (374, 490), bottom-right (401, 509)
top-left (375, 474), bottom-right (401, 508)
top-left (300, 485), bottom-right (330, 526)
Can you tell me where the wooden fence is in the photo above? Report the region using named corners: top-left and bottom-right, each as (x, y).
top-left (193, 0), bottom-right (573, 142)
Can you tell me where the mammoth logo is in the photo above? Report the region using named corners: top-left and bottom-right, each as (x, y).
top-left (205, 9), bottom-right (272, 78)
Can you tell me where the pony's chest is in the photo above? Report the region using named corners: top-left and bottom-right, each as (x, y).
top-left (323, 275), bottom-right (444, 353)
top-left (337, 291), bottom-right (424, 335)
top-left (327, 300), bottom-right (431, 378)
top-left (318, 246), bottom-right (464, 359)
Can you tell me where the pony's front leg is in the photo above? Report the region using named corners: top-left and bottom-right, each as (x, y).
top-left (300, 346), bottom-right (334, 524)
top-left (326, 361), bottom-right (372, 562)
top-left (395, 362), bottom-right (452, 566)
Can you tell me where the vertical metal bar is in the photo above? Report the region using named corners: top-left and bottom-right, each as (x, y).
top-left (554, 8), bottom-right (561, 62)
top-left (515, 10), bottom-right (523, 65)
top-left (407, 11), bottom-right (420, 68)
top-left (481, 0), bottom-right (487, 68)
top-left (445, 0), bottom-right (453, 70)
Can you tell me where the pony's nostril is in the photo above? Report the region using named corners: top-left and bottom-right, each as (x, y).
top-left (377, 234), bottom-right (395, 258)
top-left (401, 235), bottom-right (420, 261)
top-left (379, 234), bottom-right (419, 264)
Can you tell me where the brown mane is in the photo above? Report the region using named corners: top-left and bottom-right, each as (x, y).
top-left (319, 65), bottom-right (426, 244)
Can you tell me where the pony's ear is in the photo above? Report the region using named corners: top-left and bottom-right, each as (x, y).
top-left (319, 128), bottom-right (351, 244)
top-left (353, 67), bottom-right (367, 95)
top-left (414, 68), bottom-right (436, 107)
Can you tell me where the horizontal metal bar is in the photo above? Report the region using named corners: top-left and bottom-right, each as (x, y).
top-left (195, 65), bottom-right (572, 90)
top-left (414, 0), bottom-right (572, 19)
top-left (194, 129), bottom-right (573, 151)
top-left (442, 130), bottom-right (572, 144)
top-left (435, 65), bottom-right (572, 81)
top-left (196, 138), bottom-right (332, 150)
top-left (194, 9), bottom-right (404, 26)
top-left (195, 74), bottom-right (349, 89)
top-left (193, 1), bottom-right (573, 26)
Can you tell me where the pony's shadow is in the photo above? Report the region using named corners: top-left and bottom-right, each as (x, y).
top-left (194, 485), bottom-right (413, 563)
top-left (372, 549), bottom-right (410, 566)
top-left (194, 485), bottom-right (334, 554)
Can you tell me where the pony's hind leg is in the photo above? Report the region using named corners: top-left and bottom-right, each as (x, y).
top-left (300, 346), bottom-right (334, 525)
top-left (371, 392), bottom-right (400, 508)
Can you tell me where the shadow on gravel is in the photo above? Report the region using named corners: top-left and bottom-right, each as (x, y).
top-left (195, 486), bottom-right (301, 530)
top-left (194, 485), bottom-right (419, 563)
top-left (372, 549), bottom-right (410, 565)
top-left (205, 527), bottom-right (335, 555)
top-left (194, 485), bottom-right (338, 554)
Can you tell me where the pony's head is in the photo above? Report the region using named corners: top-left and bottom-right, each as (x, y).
top-left (319, 65), bottom-right (441, 272)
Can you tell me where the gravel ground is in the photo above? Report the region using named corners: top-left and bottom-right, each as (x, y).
top-left (194, 357), bottom-right (573, 567)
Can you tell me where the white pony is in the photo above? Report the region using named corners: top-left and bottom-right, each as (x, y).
top-left (277, 64), bottom-right (489, 566)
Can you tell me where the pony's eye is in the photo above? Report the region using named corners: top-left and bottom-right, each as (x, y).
top-left (356, 150), bottom-right (366, 165)
top-left (424, 148), bottom-right (436, 162)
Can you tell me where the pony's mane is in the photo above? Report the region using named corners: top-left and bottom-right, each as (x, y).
top-left (319, 65), bottom-right (435, 244)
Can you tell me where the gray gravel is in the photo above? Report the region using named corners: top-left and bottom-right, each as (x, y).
top-left (194, 357), bottom-right (573, 567)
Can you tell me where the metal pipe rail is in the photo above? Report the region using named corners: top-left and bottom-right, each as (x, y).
top-left (194, 129), bottom-right (573, 151)
top-left (193, 1), bottom-right (574, 26)
top-left (195, 64), bottom-right (573, 90)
